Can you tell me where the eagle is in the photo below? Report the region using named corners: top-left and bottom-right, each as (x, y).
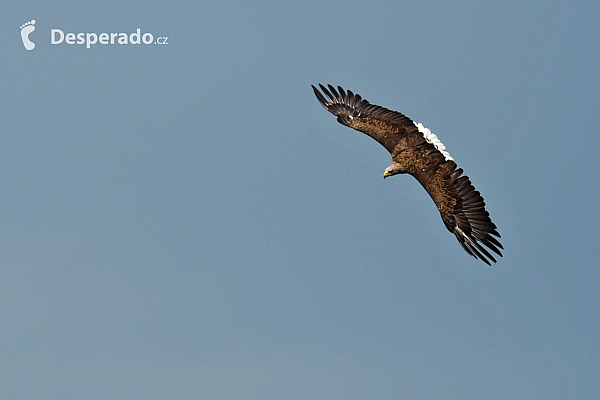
top-left (312, 84), bottom-right (503, 265)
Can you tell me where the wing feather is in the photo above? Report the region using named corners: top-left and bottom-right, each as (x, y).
top-left (416, 158), bottom-right (503, 265)
top-left (312, 84), bottom-right (419, 153)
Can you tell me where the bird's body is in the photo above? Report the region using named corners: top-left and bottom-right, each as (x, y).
top-left (312, 84), bottom-right (503, 265)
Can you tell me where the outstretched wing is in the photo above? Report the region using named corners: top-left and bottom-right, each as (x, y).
top-left (411, 152), bottom-right (503, 265)
top-left (312, 83), bottom-right (422, 154)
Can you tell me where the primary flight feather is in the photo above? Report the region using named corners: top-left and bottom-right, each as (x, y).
top-left (312, 84), bottom-right (503, 265)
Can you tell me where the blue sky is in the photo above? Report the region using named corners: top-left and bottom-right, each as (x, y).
top-left (2, 1), bottom-right (599, 398)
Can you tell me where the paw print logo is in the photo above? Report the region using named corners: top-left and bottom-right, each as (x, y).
top-left (20, 20), bottom-right (36, 50)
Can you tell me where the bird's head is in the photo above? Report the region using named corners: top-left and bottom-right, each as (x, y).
top-left (383, 162), bottom-right (403, 179)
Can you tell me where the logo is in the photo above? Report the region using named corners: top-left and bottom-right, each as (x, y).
top-left (20, 20), bottom-right (36, 50)
top-left (19, 19), bottom-right (168, 50)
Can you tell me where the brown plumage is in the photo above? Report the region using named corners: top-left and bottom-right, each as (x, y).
top-left (312, 84), bottom-right (503, 265)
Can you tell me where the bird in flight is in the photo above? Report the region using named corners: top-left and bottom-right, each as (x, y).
top-left (312, 84), bottom-right (503, 265)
